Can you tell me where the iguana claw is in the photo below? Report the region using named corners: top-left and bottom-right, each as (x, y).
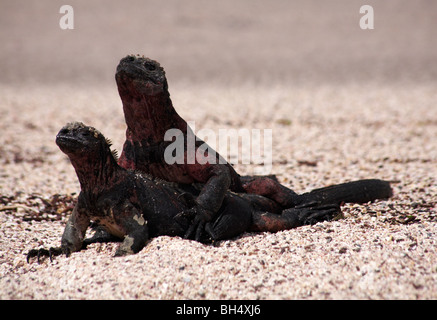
top-left (175, 205), bottom-right (214, 241)
top-left (26, 247), bottom-right (64, 264)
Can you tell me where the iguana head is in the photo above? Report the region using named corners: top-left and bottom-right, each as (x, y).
top-left (56, 122), bottom-right (117, 161)
top-left (115, 55), bottom-right (168, 96)
top-left (115, 55), bottom-right (187, 146)
top-left (56, 122), bottom-right (119, 190)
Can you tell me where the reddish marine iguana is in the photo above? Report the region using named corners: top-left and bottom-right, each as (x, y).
top-left (27, 122), bottom-right (340, 261)
top-left (115, 55), bottom-right (392, 240)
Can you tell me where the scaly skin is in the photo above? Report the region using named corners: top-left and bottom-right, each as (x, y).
top-left (115, 55), bottom-right (393, 239)
top-left (27, 123), bottom-right (341, 262)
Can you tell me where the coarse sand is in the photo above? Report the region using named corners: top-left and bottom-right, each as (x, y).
top-left (0, 83), bottom-right (436, 299)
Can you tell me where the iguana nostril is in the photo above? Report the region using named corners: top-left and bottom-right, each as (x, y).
top-left (58, 128), bottom-right (70, 136)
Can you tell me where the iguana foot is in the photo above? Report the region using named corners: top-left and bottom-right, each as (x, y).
top-left (26, 247), bottom-right (66, 264)
top-left (251, 203), bottom-right (341, 233)
top-left (284, 202), bottom-right (342, 226)
top-left (175, 205), bottom-right (215, 241)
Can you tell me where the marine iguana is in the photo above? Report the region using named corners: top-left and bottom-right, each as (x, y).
top-left (27, 122), bottom-right (340, 262)
top-left (115, 55), bottom-right (392, 239)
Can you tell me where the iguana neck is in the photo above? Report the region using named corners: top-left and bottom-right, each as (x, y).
top-left (121, 90), bottom-right (187, 145)
top-left (70, 152), bottom-right (122, 196)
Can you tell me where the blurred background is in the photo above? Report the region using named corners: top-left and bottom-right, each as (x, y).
top-left (1, 0), bottom-right (436, 87)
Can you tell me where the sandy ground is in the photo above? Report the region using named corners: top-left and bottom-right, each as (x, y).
top-left (1, 1), bottom-right (436, 300)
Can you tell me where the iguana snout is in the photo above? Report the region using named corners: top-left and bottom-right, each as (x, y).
top-left (115, 55), bottom-right (167, 95)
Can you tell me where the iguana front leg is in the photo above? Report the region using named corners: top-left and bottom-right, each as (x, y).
top-left (27, 202), bottom-right (90, 263)
top-left (60, 204), bottom-right (91, 254)
top-left (179, 165), bottom-right (231, 241)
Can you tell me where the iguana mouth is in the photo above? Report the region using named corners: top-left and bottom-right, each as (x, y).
top-left (116, 66), bottom-right (159, 87)
top-left (56, 134), bottom-right (83, 152)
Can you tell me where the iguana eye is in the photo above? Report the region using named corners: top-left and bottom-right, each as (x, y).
top-left (144, 62), bottom-right (156, 71)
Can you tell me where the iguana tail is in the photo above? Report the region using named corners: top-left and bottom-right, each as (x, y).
top-left (297, 179), bottom-right (393, 206)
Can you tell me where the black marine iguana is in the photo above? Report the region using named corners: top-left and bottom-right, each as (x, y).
top-left (115, 55), bottom-right (393, 239)
top-left (28, 122), bottom-right (342, 262)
